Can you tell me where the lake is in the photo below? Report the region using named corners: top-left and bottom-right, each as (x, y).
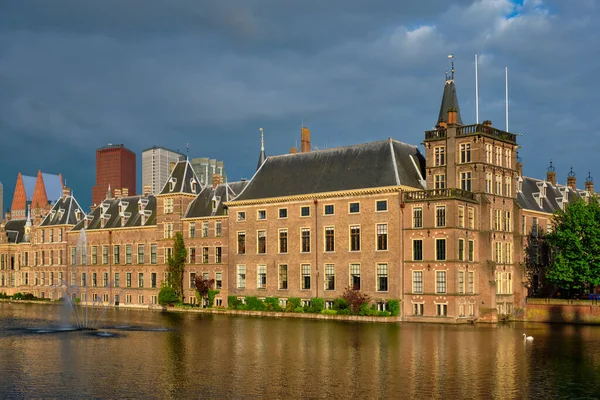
top-left (1, 303), bottom-right (600, 399)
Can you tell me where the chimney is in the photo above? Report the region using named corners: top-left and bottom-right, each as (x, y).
top-left (143, 185), bottom-right (152, 196)
top-left (62, 187), bottom-right (71, 198)
top-left (447, 108), bottom-right (457, 125)
top-left (437, 121), bottom-right (447, 129)
top-left (483, 120), bottom-right (492, 127)
top-left (301, 126), bottom-right (311, 153)
top-left (546, 161), bottom-right (556, 185)
top-left (122, 188), bottom-right (129, 198)
top-left (585, 172), bottom-right (594, 193)
top-left (114, 188), bottom-right (122, 198)
top-left (212, 174), bottom-right (223, 188)
top-left (567, 167), bottom-right (577, 190)
top-left (290, 147), bottom-right (298, 154)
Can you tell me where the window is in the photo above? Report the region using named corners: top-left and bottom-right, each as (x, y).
top-left (113, 244), bottom-right (121, 265)
top-left (301, 264), bottom-right (311, 290)
top-left (413, 271), bottom-right (423, 293)
top-left (436, 303), bottom-right (448, 317)
top-left (238, 232), bottom-right (246, 254)
top-left (436, 239), bottom-right (446, 261)
top-left (377, 224), bottom-right (388, 251)
top-left (485, 143), bottom-right (493, 164)
top-left (350, 226), bottom-right (360, 251)
top-left (349, 202), bottom-right (360, 213)
top-left (460, 143), bottom-right (471, 163)
top-left (434, 146), bottom-right (445, 166)
top-left (436, 271), bottom-right (447, 293)
top-left (434, 174), bottom-right (446, 189)
top-left (436, 206), bottom-right (446, 227)
top-left (301, 228), bottom-right (311, 252)
top-left (203, 247), bottom-right (209, 263)
top-left (495, 242), bottom-right (503, 263)
top-left (413, 240), bottom-right (423, 261)
top-left (376, 200), bottom-right (388, 212)
top-left (413, 207), bottom-right (423, 228)
top-left (41, 230), bottom-right (45, 243)
top-left (126, 272), bottom-right (132, 288)
top-left (257, 231), bottom-right (266, 254)
top-left (59, 228), bottom-right (63, 242)
top-left (278, 265), bottom-right (288, 289)
top-left (468, 240), bottom-right (475, 262)
top-left (495, 146), bottom-right (502, 166)
top-left (486, 172), bottom-right (493, 194)
top-left (495, 175), bottom-right (502, 196)
top-left (458, 271), bottom-right (465, 294)
top-left (50, 230), bottom-right (54, 243)
top-left (325, 264), bottom-right (335, 291)
top-left (138, 273), bottom-right (144, 288)
top-left (413, 303), bottom-right (424, 316)
top-left (301, 206), bottom-right (310, 217)
top-left (377, 264), bottom-right (388, 292)
top-left (350, 264), bottom-right (360, 290)
top-left (504, 149), bottom-right (512, 168)
top-left (237, 212), bottom-right (246, 221)
top-left (215, 221), bottom-right (222, 237)
top-left (91, 246), bottom-right (98, 265)
top-left (257, 265), bottom-right (267, 289)
top-left (257, 210), bottom-right (266, 220)
top-left (151, 273), bottom-right (157, 288)
top-left (215, 272), bottom-right (222, 289)
top-left (71, 247), bottom-right (76, 265)
top-left (202, 222), bottom-right (209, 237)
top-left (189, 222), bottom-right (196, 238)
top-left (164, 198), bottom-right (173, 214)
top-left (279, 208), bottom-right (287, 218)
top-left (100, 246), bottom-right (106, 265)
top-left (237, 265), bottom-right (246, 288)
top-left (138, 244), bottom-right (144, 264)
top-left (324, 205), bottom-right (334, 215)
top-left (494, 209), bottom-right (502, 231)
top-left (506, 242), bottom-right (513, 264)
top-left (468, 207), bottom-right (475, 229)
top-left (215, 247), bottom-right (222, 264)
top-left (279, 229), bottom-right (288, 253)
top-left (504, 211), bottom-right (512, 232)
top-left (164, 223), bottom-right (173, 239)
top-left (458, 239), bottom-right (465, 261)
top-left (151, 244), bottom-right (157, 264)
top-left (460, 171), bottom-right (472, 191)
top-left (458, 206), bottom-right (465, 228)
top-left (504, 177), bottom-right (512, 197)
top-left (114, 273), bottom-right (120, 288)
top-left (325, 227), bottom-right (335, 252)
top-left (125, 244), bottom-right (132, 264)
top-left (508, 272), bottom-right (513, 294)
top-left (80, 273), bottom-right (85, 287)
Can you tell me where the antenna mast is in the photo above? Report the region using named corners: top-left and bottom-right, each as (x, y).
top-left (505, 66), bottom-right (509, 132)
top-left (475, 53), bottom-right (479, 124)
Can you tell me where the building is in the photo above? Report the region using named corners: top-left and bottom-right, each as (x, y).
top-left (141, 146), bottom-right (185, 195)
top-left (0, 69), bottom-right (596, 323)
top-left (190, 158), bottom-right (226, 187)
top-left (91, 144), bottom-right (136, 206)
top-left (9, 170), bottom-right (64, 220)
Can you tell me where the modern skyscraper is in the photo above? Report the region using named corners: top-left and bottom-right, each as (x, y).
top-left (142, 146), bottom-right (185, 195)
top-left (190, 158), bottom-right (226, 187)
top-left (91, 144), bottom-right (136, 206)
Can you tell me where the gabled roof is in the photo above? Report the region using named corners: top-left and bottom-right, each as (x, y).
top-left (234, 138), bottom-right (426, 201)
top-left (159, 159), bottom-right (202, 195)
top-left (72, 195), bottom-right (156, 231)
top-left (40, 194), bottom-right (85, 226)
top-left (437, 80), bottom-right (462, 125)
top-left (517, 176), bottom-right (589, 214)
top-left (186, 180), bottom-right (249, 218)
top-left (4, 219), bottom-right (26, 244)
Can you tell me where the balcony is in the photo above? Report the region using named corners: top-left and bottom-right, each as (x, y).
top-left (457, 124), bottom-right (517, 144)
top-left (404, 188), bottom-right (477, 203)
top-left (425, 128), bottom-right (447, 140)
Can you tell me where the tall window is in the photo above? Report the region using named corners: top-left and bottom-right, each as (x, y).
top-left (506, 242), bottom-right (513, 264)
top-left (504, 211), bottom-right (512, 232)
top-left (278, 265), bottom-right (288, 289)
top-left (495, 175), bottom-right (502, 195)
top-left (138, 244), bottom-right (144, 264)
top-left (164, 198), bottom-right (173, 213)
top-left (114, 245), bottom-right (120, 265)
top-left (458, 239), bottom-right (465, 261)
top-left (189, 247), bottom-right (196, 263)
top-left (413, 271), bottom-right (423, 294)
top-left (138, 273), bottom-right (144, 288)
top-left (434, 174), bottom-right (446, 189)
top-left (202, 222), bottom-right (209, 237)
top-left (189, 222), bottom-right (196, 238)
top-left (325, 227), bottom-right (335, 252)
top-left (215, 247), bottom-right (222, 263)
top-left (151, 273), bottom-right (157, 288)
top-left (189, 273), bottom-right (196, 289)
top-left (215, 272), bottom-right (222, 289)
top-left (215, 221), bottom-right (222, 237)
top-left (468, 240), bottom-right (475, 262)
top-left (504, 177), bottom-right (512, 197)
top-left (413, 240), bottom-right (423, 261)
top-left (434, 146), bottom-right (445, 166)
top-left (460, 171), bottom-right (472, 191)
top-left (436, 239), bottom-right (446, 261)
top-left (485, 143), bottom-right (492, 163)
top-left (279, 229), bottom-right (288, 253)
top-left (238, 232), bottom-right (246, 254)
top-left (257, 265), bottom-right (267, 289)
top-left (91, 246), bottom-right (98, 265)
top-left (237, 265), bottom-right (246, 288)
top-left (436, 206), bottom-right (446, 227)
top-left (495, 146), bottom-right (502, 165)
top-left (468, 207), bottom-right (475, 229)
top-left (350, 264), bottom-right (360, 290)
top-left (458, 206), bottom-right (465, 228)
top-left (203, 247), bottom-right (209, 263)
top-left (126, 272), bottom-right (131, 288)
top-left (377, 264), bottom-right (388, 292)
top-left (325, 264), bottom-right (335, 290)
top-left (436, 271), bottom-right (447, 293)
top-left (486, 172), bottom-right (493, 194)
top-left (377, 224), bottom-right (388, 251)
top-left (413, 207), bottom-right (423, 228)
top-left (458, 271), bottom-right (465, 294)
top-left (460, 143), bottom-right (471, 163)
top-left (114, 273), bottom-right (120, 288)
top-left (504, 149), bottom-right (512, 168)
top-left (495, 242), bottom-right (503, 263)
top-left (164, 223), bottom-right (173, 239)
top-left (350, 226), bottom-right (361, 251)
top-left (301, 228), bottom-right (311, 252)
top-left (71, 247), bottom-right (76, 265)
top-left (468, 271), bottom-right (475, 294)
top-left (301, 264), bottom-right (311, 290)
top-left (151, 244), bottom-right (157, 264)
top-left (125, 244), bottom-right (132, 264)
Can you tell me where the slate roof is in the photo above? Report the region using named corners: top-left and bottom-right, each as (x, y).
top-left (72, 195), bottom-right (156, 231)
top-left (40, 195), bottom-right (85, 226)
top-left (4, 219), bottom-right (26, 244)
top-left (437, 80), bottom-right (463, 125)
top-left (159, 159), bottom-right (202, 195)
top-left (42, 173), bottom-right (64, 203)
top-left (517, 176), bottom-right (589, 213)
top-left (22, 175), bottom-right (37, 198)
top-left (186, 180), bottom-right (250, 218)
top-left (234, 138), bottom-right (426, 201)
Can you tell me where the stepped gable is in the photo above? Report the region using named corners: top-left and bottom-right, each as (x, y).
top-left (185, 180), bottom-right (250, 218)
top-left (235, 138), bottom-right (426, 201)
top-left (73, 195), bottom-right (156, 231)
top-left (3, 219), bottom-right (26, 243)
top-left (517, 176), bottom-right (588, 213)
top-left (159, 159), bottom-right (202, 195)
top-left (40, 194), bottom-right (85, 226)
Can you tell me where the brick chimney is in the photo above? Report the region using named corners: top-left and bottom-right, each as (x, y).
top-left (301, 126), bottom-right (311, 153)
top-left (212, 174), bottom-right (223, 188)
top-left (447, 108), bottom-right (458, 125)
top-left (114, 188), bottom-right (122, 198)
top-left (62, 187), bottom-right (71, 198)
top-left (290, 147), bottom-right (298, 154)
top-left (546, 161), bottom-right (556, 185)
top-left (122, 188), bottom-right (129, 197)
top-left (143, 185), bottom-right (152, 196)
top-left (567, 167), bottom-right (577, 190)
top-left (585, 172), bottom-right (594, 193)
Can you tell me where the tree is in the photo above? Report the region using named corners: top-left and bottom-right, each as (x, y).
top-left (523, 230), bottom-right (552, 297)
top-left (158, 283), bottom-right (179, 306)
top-left (167, 232), bottom-right (187, 300)
top-left (341, 288), bottom-right (370, 314)
top-left (195, 276), bottom-right (214, 307)
top-left (546, 198), bottom-right (600, 291)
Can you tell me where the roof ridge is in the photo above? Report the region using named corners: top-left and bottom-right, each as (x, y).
top-left (388, 138), bottom-right (401, 186)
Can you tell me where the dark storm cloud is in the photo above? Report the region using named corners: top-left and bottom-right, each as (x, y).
top-left (0, 0), bottom-right (598, 208)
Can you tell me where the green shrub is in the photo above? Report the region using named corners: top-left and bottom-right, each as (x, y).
top-left (321, 309), bottom-right (337, 315)
top-left (12, 292), bottom-right (24, 300)
top-left (333, 298), bottom-right (349, 311)
top-left (245, 296), bottom-right (266, 311)
top-left (388, 300), bottom-right (400, 316)
top-left (378, 311), bottom-right (391, 317)
top-left (22, 293), bottom-right (35, 300)
top-left (207, 290), bottom-right (220, 308)
top-left (264, 297), bottom-right (282, 312)
top-left (286, 297), bottom-right (302, 312)
top-left (0, 292), bottom-right (10, 299)
top-left (308, 298), bottom-right (324, 313)
top-left (227, 296), bottom-right (242, 309)
top-left (293, 306), bottom-right (304, 313)
top-left (337, 308), bottom-right (351, 315)
top-left (158, 284), bottom-right (180, 306)
top-left (359, 303), bottom-right (377, 316)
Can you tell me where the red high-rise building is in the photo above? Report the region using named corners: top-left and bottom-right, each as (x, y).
top-left (91, 144), bottom-right (136, 206)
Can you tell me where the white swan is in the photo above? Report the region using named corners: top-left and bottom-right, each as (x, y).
top-left (523, 333), bottom-right (534, 341)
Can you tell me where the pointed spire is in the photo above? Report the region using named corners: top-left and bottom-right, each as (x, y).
top-left (256, 128), bottom-right (266, 170)
top-left (106, 184), bottom-right (113, 200)
top-left (437, 55), bottom-right (463, 127)
top-left (25, 204), bottom-right (32, 228)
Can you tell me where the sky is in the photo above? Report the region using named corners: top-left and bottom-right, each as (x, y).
top-left (0, 0), bottom-right (599, 210)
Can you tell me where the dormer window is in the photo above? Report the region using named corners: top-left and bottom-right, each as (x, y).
top-left (118, 201), bottom-right (129, 215)
top-left (85, 214), bottom-right (93, 229)
top-left (140, 210), bottom-right (152, 226)
top-left (517, 177), bottom-right (523, 193)
top-left (169, 178), bottom-right (177, 192)
top-left (138, 198), bottom-right (148, 212)
top-left (101, 214), bottom-right (111, 228)
top-left (191, 178), bottom-right (198, 193)
top-left (75, 209), bottom-right (82, 222)
top-left (121, 212), bottom-right (131, 227)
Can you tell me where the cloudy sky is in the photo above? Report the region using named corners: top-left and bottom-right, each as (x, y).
top-left (0, 0), bottom-right (598, 209)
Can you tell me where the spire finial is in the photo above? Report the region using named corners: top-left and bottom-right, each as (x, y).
top-left (568, 166), bottom-right (576, 178)
top-left (259, 127), bottom-right (264, 152)
top-left (448, 54), bottom-right (455, 80)
top-left (548, 160), bottom-right (555, 172)
top-left (586, 171), bottom-right (593, 183)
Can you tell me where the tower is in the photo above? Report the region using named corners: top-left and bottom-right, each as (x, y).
top-left (91, 144), bottom-right (136, 206)
top-left (257, 128), bottom-right (266, 170)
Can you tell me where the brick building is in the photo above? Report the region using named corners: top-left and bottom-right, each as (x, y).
top-left (9, 170), bottom-right (64, 219)
top-left (0, 71), bottom-right (596, 323)
top-left (91, 144), bottom-right (136, 207)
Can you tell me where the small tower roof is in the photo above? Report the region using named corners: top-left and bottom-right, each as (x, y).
top-left (257, 127), bottom-right (267, 170)
top-left (437, 55), bottom-right (463, 126)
